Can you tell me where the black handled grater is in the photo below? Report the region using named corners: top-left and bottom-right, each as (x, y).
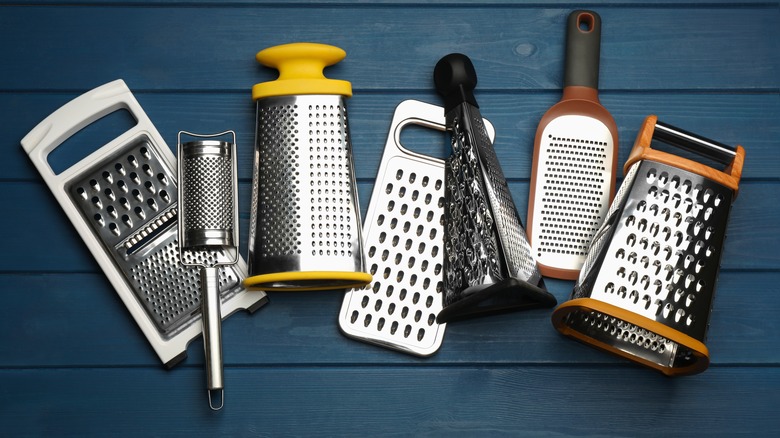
top-left (434, 54), bottom-right (557, 323)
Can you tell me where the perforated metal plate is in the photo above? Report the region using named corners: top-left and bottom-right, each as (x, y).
top-left (531, 115), bottom-right (615, 272)
top-left (69, 140), bottom-right (243, 334)
top-left (249, 95), bottom-right (365, 285)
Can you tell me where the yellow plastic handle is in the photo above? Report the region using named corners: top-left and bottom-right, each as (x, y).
top-left (252, 42), bottom-right (352, 100)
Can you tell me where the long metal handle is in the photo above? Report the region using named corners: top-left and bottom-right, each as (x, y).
top-left (201, 266), bottom-right (224, 410)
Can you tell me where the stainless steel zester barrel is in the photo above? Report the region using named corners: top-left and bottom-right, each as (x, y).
top-left (552, 115), bottom-right (746, 376)
top-left (245, 42), bottom-right (372, 291)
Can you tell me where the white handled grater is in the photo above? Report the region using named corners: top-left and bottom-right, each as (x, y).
top-left (21, 80), bottom-right (267, 368)
top-left (339, 100), bottom-right (495, 356)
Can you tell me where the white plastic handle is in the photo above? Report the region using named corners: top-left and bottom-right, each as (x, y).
top-left (20, 79), bottom-right (144, 178)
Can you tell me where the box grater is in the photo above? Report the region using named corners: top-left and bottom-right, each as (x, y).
top-left (21, 80), bottom-right (267, 368)
top-left (339, 99), bottom-right (494, 356)
top-left (551, 115), bottom-right (745, 376)
top-left (434, 53), bottom-right (557, 323)
top-left (246, 42), bottom-right (371, 291)
top-left (527, 10), bottom-right (619, 280)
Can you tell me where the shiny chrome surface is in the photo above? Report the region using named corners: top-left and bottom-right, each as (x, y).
top-left (248, 94), bottom-right (366, 287)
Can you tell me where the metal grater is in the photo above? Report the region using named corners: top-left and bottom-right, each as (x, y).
top-left (21, 80), bottom-right (267, 368)
top-left (552, 115), bottom-right (746, 376)
top-left (246, 43), bottom-right (371, 291)
top-left (434, 54), bottom-right (557, 323)
top-left (339, 100), bottom-right (494, 356)
top-left (527, 11), bottom-right (618, 280)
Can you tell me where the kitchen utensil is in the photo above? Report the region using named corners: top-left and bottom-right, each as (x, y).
top-left (21, 80), bottom-right (267, 368)
top-left (527, 10), bottom-right (619, 280)
top-left (551, 115), bottom-right (745, 376)
top-left (246, 42), bottom-right (371, 291)
top-left (434, 54), bottom-right (557, 323)
top-left (338, 99), bottom-right (495, 356)
top-left (177, 130), bottom-right (239, 410)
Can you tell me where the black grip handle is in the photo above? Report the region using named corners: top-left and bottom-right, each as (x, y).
top-left (654, 121), bottom-right (737, 165)
top-left (563, 10), bottom-right (602, 89)
top-left (434, 53), bottom-right (479, 113)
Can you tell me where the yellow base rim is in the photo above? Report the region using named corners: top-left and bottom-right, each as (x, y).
top-left (552, 298), bottom-right (710, 376)
top-left (243, 271), bottom-right (372, 292)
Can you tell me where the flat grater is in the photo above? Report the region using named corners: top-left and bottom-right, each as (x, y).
top-left (21, 80), bottom-right (267, 368)
top-left (527, 10), bottom-right (618, 280)
top-left (433, 54), bottom-right (557, 323)
top-left (339, 99), bottom-right (495, 356)
top-left (551, 115), bottom-right (746, 376)
top-left (178, 131), bottom-right (239, 410)
top-left (246, 42), bottom-right (372, 291)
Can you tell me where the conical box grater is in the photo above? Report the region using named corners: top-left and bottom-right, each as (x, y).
top-left (434, 54), bottom-right (557, 323)
top-left (552, 115), bottom-right (746, 376)
top-left (245, 43), bottom-right (372, 291)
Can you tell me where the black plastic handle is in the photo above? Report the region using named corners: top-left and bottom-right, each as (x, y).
top-left (654, 121), bottom-right (737, 165)
top-left (433, 53), bottom-right (479, 113)
top-left (563, 10), bottom-right (602, 89)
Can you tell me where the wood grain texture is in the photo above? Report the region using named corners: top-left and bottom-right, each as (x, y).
top-left (1, 0), bottom-right (778, 435)
top-left (1, 367), bottom-right (779, 436)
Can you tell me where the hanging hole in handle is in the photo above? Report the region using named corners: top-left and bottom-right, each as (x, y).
top-left (397, 121), bottom-right (449, 160)
top-left (48, 108), bottom-right (138, 175)
top-left (578, 13), bottom-right (595, 33)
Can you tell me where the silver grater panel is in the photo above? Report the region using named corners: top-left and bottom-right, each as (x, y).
top-left (339, 100), bottom-right (494, 356)
top-left (531, 115), bottom-right (614, 270)
top-left (444, 105), bottom-right (542, 306)
top-left (249, 95), bottom-right (364, 281)
top-left (586, 160), bottom-right (733, 341)
top-left (69, 139), bottom-right (242, 333)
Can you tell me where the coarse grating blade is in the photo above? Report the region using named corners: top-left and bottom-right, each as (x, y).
top-left (552, 115), bottom-right (746, 376)
top-left (339, 100), bottom-right (494, 356)
top-left (527, 10), bottom-right (618, 280)
top-left (21, 80), bottom-right (267, 368)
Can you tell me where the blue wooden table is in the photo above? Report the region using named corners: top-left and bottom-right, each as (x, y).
top-left (2, 1), bottom-right (778, 436)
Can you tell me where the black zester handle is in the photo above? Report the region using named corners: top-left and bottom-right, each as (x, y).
top-left (564, 10), bottom-right (602, 89)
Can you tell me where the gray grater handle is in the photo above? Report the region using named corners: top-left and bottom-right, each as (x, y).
top-left (201, 266), bottom-right (224, 410)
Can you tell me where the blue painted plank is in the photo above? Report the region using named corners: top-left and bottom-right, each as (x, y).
top-left (0, 271), bottom-right (777, 367)
top-left (1, 366), bottom-right (779, 436)
top-left (4, 92), bottom-right (777, 181)
top-left (0, 6), bottom-right (777, 91)
top-left (1, 180), bottom-right (775, 273)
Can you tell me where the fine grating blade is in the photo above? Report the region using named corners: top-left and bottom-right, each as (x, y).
top-left (530, 115), bottom-right (615, 273)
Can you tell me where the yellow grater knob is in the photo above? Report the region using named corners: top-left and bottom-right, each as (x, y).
top-left (252, 42), bottom-right (352, 100)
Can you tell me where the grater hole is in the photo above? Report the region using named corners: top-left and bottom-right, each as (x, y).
top-left (108, 223), bottom-right (120, 236)
top-left (385, 183), bottom-right (393, 194)
top-left (422, 176), bottom-right (429, 187)
top-left (421, 260), bottom-right (429, 272)
top-left (395, 170), bottom-right (403, 181)
top-left (403, 324), bottom-right (412, 338)
top-left (91, 196), bottom-right (102, 209)
top-left (157, 173), bottom-right (168, 185)
top-left (399, 289), bottom-right (407, 301)
top-left (411, 190), bottom-right (419, 201)
top-left (374, 299), bottom-right (383, 312)
top-left (399, 187), bottom-right (406, 198)
top-left (386, 285), bottom-right (394, 298)
top-left (144, 181), bottom-right (156, 194)
top-left (377, 318), bottom-right (385, 331)
top-left (417, 328), bottom-right (425, 341)
top-left (390, 218), bottom-right (398, 230)
top-left (388, 303), bottom-right (396, 315)
top-left (428, 314), bottom-right (436, 326)
top-left (376, 215), bottom-right (384, 226)
top-left (390, 321), bottom-right (399, 334)
top-left (363, 314), bottom-right (372, 327)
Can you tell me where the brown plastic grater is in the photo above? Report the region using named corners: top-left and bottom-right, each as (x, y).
top-left (339, 99), bottom-right (494, 356)
top-left (552, 115), bottom-right (745, 376)
top-left (527, 10), bottom-right (619, 280)
top-left (21, 80), bottom-right (267, 368)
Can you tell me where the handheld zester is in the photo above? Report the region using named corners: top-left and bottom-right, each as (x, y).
top-left (177, 130), bottom-right (239, 410)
